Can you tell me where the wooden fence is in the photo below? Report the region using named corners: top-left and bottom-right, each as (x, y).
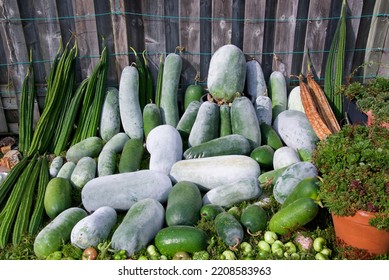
top-left (0, 0), bottom-right (388, 134)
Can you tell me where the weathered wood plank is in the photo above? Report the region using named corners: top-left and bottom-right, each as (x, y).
top-left (272, 0), bottom-right (299, 78)
top-left (72, 0), bottom-right (100, 79)
top-left (302, 0), bottom-right (332, 78)
top-left (231, 0), bottom-right (245, 50)
top-left (109, 0), bottom-right (129, 82)
top-left (363, 0), bottom-right (389, 81)
top-left (211, 0), bottom-right (233, 52)
top-left (165, 0), bottom-right (180, 54)
top-left (243, 0), bottom-right (266, 63)
top-left (261, 0), bottom-right (277, 79)
top-left (199, 0), bottom-right (212, 81)
top-left (179, 0), bottom-right (201, 87)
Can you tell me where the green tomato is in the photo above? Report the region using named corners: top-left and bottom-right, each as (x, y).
top-left (240, 242), bottom-right (253, 256)
top-left (173, 251), bottom-right (191, 260)
top-left (264, 231), bottom-right (278, 244)
top-left (258, 240), bottom-right (271, 252)
top-left (284, 241), bottom-right (297, 254)
top-left (137, 255), bottom-right (148, 260)
top-left (192, 250), bottom-right (210, 260)
top-left (320, 248), bottom-right (332, 258)
top-left (313, 237), bottom-right (327, 252)
top-left (220, 250), bottom-right (236, 260)
top-left (257, 249), bottom-right (270, 260)
top-left (290, 252), bottom-right (300, 260)
top-left (315, 252), bottom-right (328, 260)
top-left (271, 240), bottom-right (284, 257)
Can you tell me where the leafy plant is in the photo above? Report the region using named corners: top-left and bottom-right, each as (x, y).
top-left (312, 124), bottom-right (389, 230)
top-left (342, 77), bottom-right (389, 125)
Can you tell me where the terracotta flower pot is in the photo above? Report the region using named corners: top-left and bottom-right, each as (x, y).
top-left (332, 211), bottom-right (389, 255)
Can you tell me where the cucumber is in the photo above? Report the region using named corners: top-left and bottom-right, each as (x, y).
top-left (81, 170), bottom-right (172, 212)
top-left (66, 136), bottom-right (104, 163)
top-left (272, 146), bottom-right (301, 170)
top-left (219, 104), bottom-right (232, 137)
top-left (200, 204), bottom-right (225, 221)
top-left (146, 124), bottom-right (182, 175)
top-left (184, 82), bottom-right (204, 110)
top-left (255, 95), bottom-right (272, 126)
top-left (154, 225), bottom-right (208, 257)
top-left (282, 177), bottom-right (320, 208)
top-left (143, 103), bottom-right (161, 139)
top-left (231, 96), bottom-right (261, 150)
top-left (214, 212), bottom-right (244, 249)
top-left (70, 156), bottom-right (96, 189)
top-left (100, 87), bottom-right (121, 142)
top-left (119, 65), bottom-right (144, 141)
top-left (165, 181), bottom-right (202, 226)
top-left (160, 53), bottom-right (182, 127)
top-left (202, 177), bottom-right (262, 208)
top-left (183, 134), bottom-right (251, 159)
top-left (49, 156), bottom-right (63, 178)
top-left (118, 138), bottom-right (144, 173)
top-left (240, 204), bottom-right (268, 235)
top-left (111, 198), bottom-right (165, 257)
top-left (207, 44), bottom-right (246, 103)
top-left (71, 206), bottom-right (117, 249)
top-left (44, 177), bottom-right (73, 219)
top-left (102, 132), bottom-right (130, 153)
top-left (56, 161), bottom-right (76, 180)
top-left (97, 149), bottom-right (117, 177)
top-left (170, 155), bottom-right (261, 191)
top-left (268, 197), bottom-right (319, 235)
top-left (273, 161), bottom-right (318, 204)
top-left (250, 145), bottom-right (274, 170)
top-left (258, 165), bottom-right (289, 188)
top-left (246, 59), bottom-right (267, 102)
top-left (176, 100), bottom-right (201, 141)
top-left (33, 207), bottom-right (87, 259)
top-left (259, 122), bottom-right (284, 150)
top-left (188, 101), bottom-right (219, 148)
top-left (269, 71), bottom-right (287, 122)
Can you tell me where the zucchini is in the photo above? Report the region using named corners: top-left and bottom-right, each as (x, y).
top-left (176, 100), bottom-right (201, 141)
top-left (119, 65), bottom-right (144, 141)
top-left (188, 101), bottom-right (219, 148)
top-left (282, 177), bottom-right (320, 208)
top-left (66, 136), bottom-right (104, 163)
top-left (81, 170), bottom-right (172, 212)
top-left (183, 134), bottom-right (251, 159)
top-left (170, 155), bottom-right (261, 191)
top-left (231, 96), bottom-right (261, 150)
top-left (154, 225), bottom-right (208, 257)
top-left (44, 177), bottom-right (73, 219)
top-left (70, 156), bottom-right (96, 189)
top-left (219, 104), bottom-right (232, 137)
top-left (71, 206), bottom-right (117, 249)
top-left (146, 124), bottom-right (182, 175)
top-left (258, 165), bottom-right (289, 188)
top-left (214, 211), bottom-right (244, 249)
top-left (269, 71), bottom-right (287, 122)
top-left (99, 87), bottom-right (121, 142)
top-left (268, 197), bottom-right (319, 235)
top-left (165, 181), bottom-right (202, 226)
top-left (33, 207), bottom-right (87, 259)
top-left (259, 122), bottom-right (284, 150)
top-left (118, 138), bottom-right (144, 173)
top-left (111, 198), bottom-right (165, 257)
top-left (240, 204), bottom-right (268, 235)
top-left (202, 177), bottom-right (262, 208)
top-left (143, 103), bottom-right (161, 139)
top-left (160, 52), bottom-right (182, 127)
top-left (207, 44), bottom-right (246, 103)
top-left (200, 204), bottom-right (225, 221)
